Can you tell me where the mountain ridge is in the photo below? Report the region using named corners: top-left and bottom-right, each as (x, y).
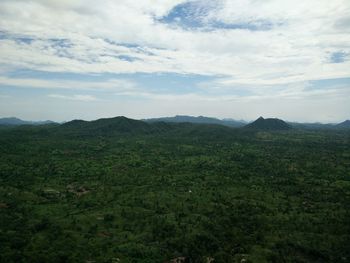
top-left (336, 120), bottom-right (350, 128)
top-left (59, 116), bottom-right (172, 136)
top-left (244, 117), bottom-right (292, 131)
top-left (144, 115), bottom-right (246, 128)
top-left (2, 116), bottom-right (349, 130)
top-left (0, 117), bottom-right (56, 126)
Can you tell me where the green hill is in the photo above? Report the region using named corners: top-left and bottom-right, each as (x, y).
top-left (59, 116), bottom-right (172, 136)
top-left (0, 117), bottom-right (55, 126)
top-left (145, 115), bottom-right (246, 127)
top-left (336, 120), bottom-right (350, 129)
top-left (244, 117), bottom-right (292, 131)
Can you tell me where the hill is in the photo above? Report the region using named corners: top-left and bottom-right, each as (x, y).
top-left (59, 116), bottom-right (172, 136)
top-left (288, 122), bottom-right (335, 130)
top-left (0, 117), bottom-right (55, 126)
top-left (58, 116), bottom-right (239, 140)
top-left (336, 120), bottom-right (350, 129)
top-left (244, 117), bottom-right (292, 131)
top-left (144, 115), bottom-right (245, 127)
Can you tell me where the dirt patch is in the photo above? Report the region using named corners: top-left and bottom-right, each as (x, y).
top-left (0, 202), bottom-right (9, 208)
top-left (67, 184), bottom-right (90, 197)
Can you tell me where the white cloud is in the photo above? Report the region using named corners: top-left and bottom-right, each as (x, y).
top-left (0, 0), bottom-right (349, 85)
top-left (48, 94), bottom-right (98, 102)
top-left (0, 76), bottom-right (137, 91)
top-left (115, 80), bottom-right (350, 102)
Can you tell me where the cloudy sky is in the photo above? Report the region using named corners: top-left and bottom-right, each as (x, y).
top-left (0, 0), bottom-right (349, 122)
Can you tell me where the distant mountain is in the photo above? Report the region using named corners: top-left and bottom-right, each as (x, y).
top-left (57, 116), bottom-right (240, 139)
top-left (288, 120), bottom-right (350, 130)
top-left (144, 115), bottom-right (245, 128)
top-left (336, 120), bottom-right (350, 129)
top-left (0, 117), bottom-right (55, 126)
top-left (59, 116), bottom-right (172, 135)
top-left (244, 117), bottom-right (292, 131)
top-left (288, 122), bottom-right (335, 130)
top-left (0, 117), bottom-right (26, 125)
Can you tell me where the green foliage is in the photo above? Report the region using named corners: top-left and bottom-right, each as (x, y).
top-left (0, 120), bottom-right (349, 262)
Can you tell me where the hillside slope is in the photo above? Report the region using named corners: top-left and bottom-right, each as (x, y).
top-left (145, 115), bottom-right (245, 127)
top-left (244, 117), bottom-right (292, 131)
top-left (337, 120), bottom-right (350, 129)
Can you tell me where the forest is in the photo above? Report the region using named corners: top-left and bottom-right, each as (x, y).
top-left (0, 117), bottom-right (349, 262)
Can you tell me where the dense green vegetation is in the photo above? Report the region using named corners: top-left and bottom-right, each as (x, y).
top-left (0, 118), bottom-right (350, 262)
top-left (244, 117), bottom-right (292, 131)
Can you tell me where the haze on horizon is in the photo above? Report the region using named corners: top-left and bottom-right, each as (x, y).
top-left (0, 0), bottom-right (349, 123)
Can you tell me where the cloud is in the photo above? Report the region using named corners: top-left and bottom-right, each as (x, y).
top-left (0, 76), bottom-right (137, 91)
top-left (0, 0), bottom-right (349, 85)
top-left (115, 79), bottom-right (350, 102)
top-left (48, 94), bottom-right (98, 102)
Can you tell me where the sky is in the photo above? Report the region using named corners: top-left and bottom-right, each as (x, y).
top-left (0, 0), bottom-right (349, 123)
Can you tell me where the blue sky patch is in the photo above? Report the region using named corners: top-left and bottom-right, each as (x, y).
top-left (158, 1), bottom-right (276, 31)
top-left (330, 51), bottom-right (348, 63)
top-left (158, 1), bottom-right (208, 29)
top-left (49, 38), bottom-right (73, 49)
top-left (0, 31), bottom-right (34, 44)
top-left (308, 77), bottom-right (350, 89)
top-left (116, 55), bottom-right (141, 62)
